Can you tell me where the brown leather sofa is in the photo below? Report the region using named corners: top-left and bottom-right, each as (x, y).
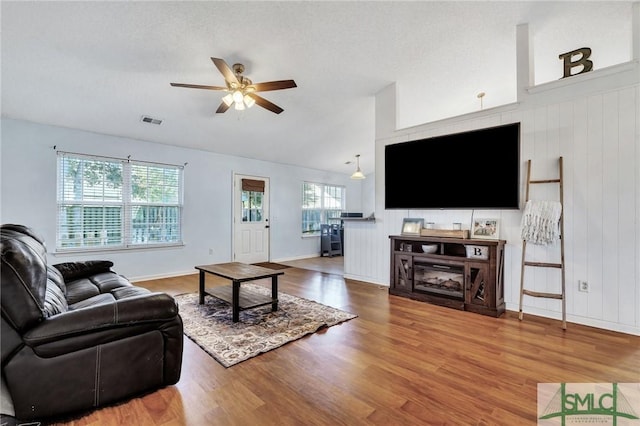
top-left (1, 224), bottom-right (183, 422)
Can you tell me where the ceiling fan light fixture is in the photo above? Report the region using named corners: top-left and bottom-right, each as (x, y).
top-left (350, 154), bottom-right (366, 180)
top-left (232, 90), bottom-right (244, 104)
top-left (243, 94), bottom-right (256, 108)
top-left (222, 93), bottom-right (234, 106)
top-left (171, 57), bottom-right (296, 115)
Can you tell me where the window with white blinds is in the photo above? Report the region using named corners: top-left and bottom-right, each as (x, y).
top-left (56, 152), bottom-right (183, 251)
top-left (301, 182), bottom-right (345, 236)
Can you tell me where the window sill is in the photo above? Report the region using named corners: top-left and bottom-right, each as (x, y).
top-left (53, 242), bottom-right (185, 256)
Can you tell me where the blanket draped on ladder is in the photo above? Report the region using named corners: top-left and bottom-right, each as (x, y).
top-left (520, 200), bottom-right (562, 245)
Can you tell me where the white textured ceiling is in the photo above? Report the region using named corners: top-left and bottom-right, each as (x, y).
top-left (1, 1), bottom-right (634, 175)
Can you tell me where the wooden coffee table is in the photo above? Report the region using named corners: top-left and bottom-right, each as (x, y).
top-left (194, 262), bottom-right (284, 322)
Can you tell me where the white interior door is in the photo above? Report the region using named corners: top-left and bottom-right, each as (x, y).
top-left (233, 174), bottom-right (270, 264)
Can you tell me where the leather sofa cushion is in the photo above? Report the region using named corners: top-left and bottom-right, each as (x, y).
top-left (69, 293), bottom-right (115, 310)
top-left (44, 265), bottom-right (68, 317)
top-left (65, 272), bottom-right (132, 305)
top-left (47, 265), bottom-right (66, 296)
top-left (53, 260), bottom-right (114, 282)
top-left (111, 286), bottom-right (151, 299)
top-left (67, 286), bottom-right (150, 312)
top-left (90, 272), bottom-right (132, 292)
top-left (44, 279), bottom-right (68, 317)
top-left (65, 278), bottom-right (100, 305)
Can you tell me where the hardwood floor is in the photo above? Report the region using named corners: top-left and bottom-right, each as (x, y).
top-left (279, 255), bottom-right (344, 275)
top-left (50, 266), bottom-right (639, 425)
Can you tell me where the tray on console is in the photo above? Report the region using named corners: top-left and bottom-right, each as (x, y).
top-left (420, 229), bottom-right (469, 239)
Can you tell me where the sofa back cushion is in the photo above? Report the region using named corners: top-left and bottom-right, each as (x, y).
top-left (47, 264), bottom-right (66, 296)
top-left (44, 279), bottom-right (68, 317)
top-left (1, 224), bottom-right (47, 332)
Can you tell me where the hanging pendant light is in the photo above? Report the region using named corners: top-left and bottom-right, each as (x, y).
top-left (350, 154), bottom-right (366, 179)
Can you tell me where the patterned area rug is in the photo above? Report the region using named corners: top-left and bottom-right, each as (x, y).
top-left (175, 284), bottom-right (357, 367)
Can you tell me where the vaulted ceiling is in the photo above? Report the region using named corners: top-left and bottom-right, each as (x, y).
top-left (1, 1), bottom-right (633, 175)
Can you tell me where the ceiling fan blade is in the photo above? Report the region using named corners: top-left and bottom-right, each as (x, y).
top-left (247, 93), bottom-right (284, 114)
top-left (251, 80), bottom-right (297, 92)
top-left (216, 102), bottom-right (231, 114)
top-left (170, 83), bottom-right (227, 91)
top-left (211, 57), bottom-right (239, 85)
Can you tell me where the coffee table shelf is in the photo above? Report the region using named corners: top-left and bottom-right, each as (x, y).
top-left (205, 285), bottom-right (276, 310)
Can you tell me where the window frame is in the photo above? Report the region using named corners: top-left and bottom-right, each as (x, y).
top-left (56, 151), bottom-right (184, 253)
top-left (301, 181), bottom-right (345, 237)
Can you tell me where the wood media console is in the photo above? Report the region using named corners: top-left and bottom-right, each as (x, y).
top-left (389, 235), bottom-right (506, 317)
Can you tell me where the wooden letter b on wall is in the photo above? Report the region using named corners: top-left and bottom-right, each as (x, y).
top-left (559, 47), bottom-right (593, 78)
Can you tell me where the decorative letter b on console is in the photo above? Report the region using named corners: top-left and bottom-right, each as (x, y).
top-left (559, 47), bottom-right (593, 78)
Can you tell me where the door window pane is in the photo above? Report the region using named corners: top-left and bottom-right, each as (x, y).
top-left (242, 190), bottom-right (263, 222)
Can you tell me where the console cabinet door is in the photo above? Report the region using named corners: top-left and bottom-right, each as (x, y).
top-left (465, 262), bottom-right (490, 308)
top-left (393, 254), bottom-right (413, 292)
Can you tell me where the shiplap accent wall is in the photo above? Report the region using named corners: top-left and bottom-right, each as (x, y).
top-left (345, 65), bottom-right (639, 335)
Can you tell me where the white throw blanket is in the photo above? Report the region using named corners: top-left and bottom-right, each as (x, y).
top-left (520, 200), bottom-right (562, 245)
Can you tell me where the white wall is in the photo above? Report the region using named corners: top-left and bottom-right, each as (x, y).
top-left (345, 56), bottom-right (640, 335)
top-left (0, 118), bottom-right (362, 280)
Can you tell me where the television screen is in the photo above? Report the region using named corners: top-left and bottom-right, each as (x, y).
top-left (385, 123), bottom-right (520, 209)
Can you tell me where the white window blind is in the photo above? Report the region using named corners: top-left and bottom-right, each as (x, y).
top-left (56, 152), bottom-right (183, 251)
top-left (302, 182), bottom-right (345, 236)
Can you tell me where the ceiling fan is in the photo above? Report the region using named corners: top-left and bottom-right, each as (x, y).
top-left (170, 57), bottom-right (297, 114)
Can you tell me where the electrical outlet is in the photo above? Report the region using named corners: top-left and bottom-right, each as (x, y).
top-left (209, 248), bottom-right (213, 255)
top-left (578, 280), bottom-right (589, 292)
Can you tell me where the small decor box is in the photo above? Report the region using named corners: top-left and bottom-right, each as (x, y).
top-left (465, 245), bottom-right (489, 260)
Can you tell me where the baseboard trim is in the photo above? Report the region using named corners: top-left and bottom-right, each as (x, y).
top-left (505, 303), bottom-right (640, 336)
top-left (130, 269), bottom-right (196, 283)
top-left (271, 254), bottom-right (321, 263)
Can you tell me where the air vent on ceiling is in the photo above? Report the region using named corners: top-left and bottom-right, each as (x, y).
top-left (140, 115), bottom-right (163, 125)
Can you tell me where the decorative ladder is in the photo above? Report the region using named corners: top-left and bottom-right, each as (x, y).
top-left (518, 157), bottom-right (567, 330)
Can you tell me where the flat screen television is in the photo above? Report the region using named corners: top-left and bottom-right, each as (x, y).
top-left (385, 123), bottom-right (520, 209)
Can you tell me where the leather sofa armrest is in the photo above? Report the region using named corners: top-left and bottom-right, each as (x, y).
top-left (22, 293), bottom-right (178, 347)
